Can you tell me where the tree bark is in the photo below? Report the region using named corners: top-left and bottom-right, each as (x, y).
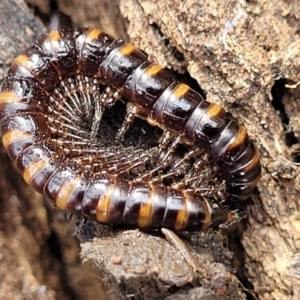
top-left (1, 0), bottom-right (299, 299)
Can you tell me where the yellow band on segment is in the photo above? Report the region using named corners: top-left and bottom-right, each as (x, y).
top-left (138, 195), bottom-right (152, 228)
top-left (206, 103), bottom-right (222, 118)
top-left (0, 91), bottom-right (21, 104)
top-left (226, 126), bottom-right (247, 151)
top-left (2, 130), bottom-right (32, 148)
top-left (174, 206), bottom-right (188, 231)
top-left (145, 63), bottom-right (162, 76)
top-left (56, 178), bottom-right (79, 210)
top-left (172, 83), bottom-right (190, 98)
top-left (96, 184), bottom-right (114, 223)
top-left (23, 160), bottom-right (48, 185)
top-left (48, 30), bottom-right (61, 41)
top-left (13, 54), bottom-right (29, 67)
top-left (86, 28), bottom-right (102, 41)
top-left (119, 43), bottom-right (136, 56)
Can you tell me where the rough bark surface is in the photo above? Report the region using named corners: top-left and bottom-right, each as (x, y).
top-left (0, 0), bottom-right (300, 299)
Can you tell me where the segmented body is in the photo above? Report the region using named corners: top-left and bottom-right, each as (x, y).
top-left (0, 28), bottom-right (260, 231)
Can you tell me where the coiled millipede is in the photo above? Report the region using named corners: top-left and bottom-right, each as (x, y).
top-left (0, 28), bottom-right (261, 231)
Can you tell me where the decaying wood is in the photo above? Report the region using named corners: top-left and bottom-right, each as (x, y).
top-left (1, 0), bottom-right (300, 299)
top-left (79, 223), bottom-right (244, 299)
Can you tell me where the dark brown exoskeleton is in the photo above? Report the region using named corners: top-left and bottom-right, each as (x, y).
top-left (0, 28), bottom-right (260, 231)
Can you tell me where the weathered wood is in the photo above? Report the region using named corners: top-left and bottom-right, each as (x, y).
top-left (1, 0), bottom-right (299, 299)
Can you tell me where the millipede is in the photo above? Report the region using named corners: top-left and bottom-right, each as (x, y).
top-left (0, 27), bottom-right (261, 232)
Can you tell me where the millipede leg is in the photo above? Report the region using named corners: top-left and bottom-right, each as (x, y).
top-left (218, 209), bottom-right (241, 230)
top-left (157, 130), bottom-right (173, 156)
top-left (90, 92), bottom-right (102, 139)
top-left (78, 75), bottom-right (92, 117)
top-left (133, 164), bottom-right (167, 183)
top-left (90, 87), bottom-right (121, 139)
top-left (116, 102), bottom-right (139, 141)
top-left (172, 148), bottom-right (203, 170)
top-left (107, 149), bottom-right (157, 175)
top-left (160, 135), bottom-right (181, 162)
top-left (134, 145), bottom-right (196, 184)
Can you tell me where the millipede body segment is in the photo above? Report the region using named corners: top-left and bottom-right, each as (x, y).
top-left (0, 28), bottom-right (261, 231)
